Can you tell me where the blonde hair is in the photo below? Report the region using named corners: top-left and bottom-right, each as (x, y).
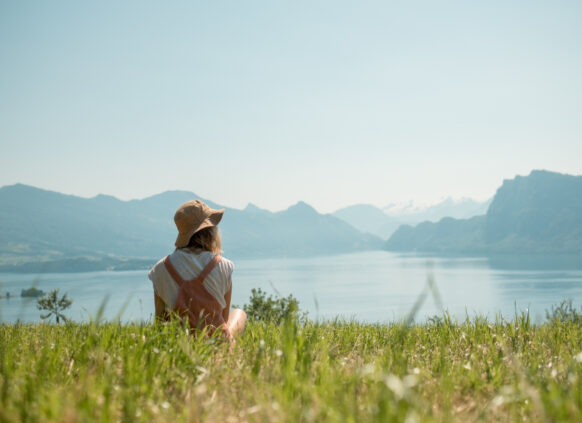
top-left (183, 226), bottom-right (222, 254)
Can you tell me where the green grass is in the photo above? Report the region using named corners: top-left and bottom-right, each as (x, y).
top-left (1, 315), bottom-right (582, 422)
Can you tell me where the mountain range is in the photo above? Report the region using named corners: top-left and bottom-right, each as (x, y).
top-left (0, 184), bottom-right (382, 271)
top-left (385, 170), bottom-right (582, 254)
top-left (332, 197), bottom-right (491, 239)
top-left (1, 169), bottom-right (579, 272)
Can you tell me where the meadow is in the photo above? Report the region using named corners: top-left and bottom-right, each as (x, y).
top-left (2, 308), bottom-right (582, 422)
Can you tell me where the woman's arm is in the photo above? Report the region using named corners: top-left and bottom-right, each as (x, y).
top-left (222, 283), bottom-right (247, 340)
top-left (154, 293), bottom-right (167, 321)
top-left (226, 308), bottom-right (247, 338)
top-left (222, 284), bottom-right (232, 323)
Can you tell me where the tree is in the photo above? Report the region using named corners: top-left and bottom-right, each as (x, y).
top-left (37, 289), bottom-right (73, 324)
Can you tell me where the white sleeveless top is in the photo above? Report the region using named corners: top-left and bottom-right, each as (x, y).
top-left (148, 249), bottom-right (234, 310)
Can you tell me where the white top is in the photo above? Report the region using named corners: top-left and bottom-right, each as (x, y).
top-left (148, 249), bottom-right (234, 311)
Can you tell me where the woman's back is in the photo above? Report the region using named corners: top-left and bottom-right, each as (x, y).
top-left (148, 249), bottom-right (234, 312)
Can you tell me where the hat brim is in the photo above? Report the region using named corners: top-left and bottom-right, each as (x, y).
top-left (174, 209), bottom-right (224, 248)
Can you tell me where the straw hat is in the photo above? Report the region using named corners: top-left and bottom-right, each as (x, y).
top-left (174, 200), bottom-right (224, 248)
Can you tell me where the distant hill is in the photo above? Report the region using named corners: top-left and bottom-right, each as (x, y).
top-left (385, 216), bottom-right (487, 253)
top-left (333, 197), bottom-right (490, 239)
top-left (385, 197), bottom-right (491, 223)
top-left (219, 201), bottom-right (383, 258)
top-left (0, 184), bottom-right (198, 260)
top-left (332, 204), bottom-right (402, 239)
top-left (0, 184), bottom-right (383, 271)
top-left (385, 170), bottom-right (582, 254)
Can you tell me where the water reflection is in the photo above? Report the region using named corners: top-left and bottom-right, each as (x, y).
top-left (487, 254), bottom-right (582, 270)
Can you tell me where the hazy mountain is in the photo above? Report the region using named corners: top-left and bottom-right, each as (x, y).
top-left (385, 170), bottom-right (582, 254)
top-left (0, 184), bottom-right (383, 270)
top-left (385, 216), bottom-right (487, 253)
top-left (333, 197), bottom-right (491, 239)
top-left (383, 197), bottom-right (492, 223)
top-left (0, 184), bottom-right (200, 260)
top-left (484, 170), bottom-right (582, 252)
top-left (243, 203), bottom-right (272, 215)
top-left (332, 204), bottom-right (402, 239)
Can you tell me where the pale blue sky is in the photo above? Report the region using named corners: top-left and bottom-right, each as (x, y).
top-left (1, 1), bottom-right (581, 212)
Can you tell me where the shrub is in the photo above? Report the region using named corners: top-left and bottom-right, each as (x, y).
top-left (546, 299), bottom-right (582, 324)
top-left (237, 288), bottom-right (302, 324)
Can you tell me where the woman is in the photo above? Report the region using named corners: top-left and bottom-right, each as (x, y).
top-left (148, 200), bottom-right (246, 341)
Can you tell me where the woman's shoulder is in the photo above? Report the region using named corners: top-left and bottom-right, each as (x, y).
top-left (148, 255), bottom-right (169, 281)
top-left (217, 255), bottom-right (234, 276)
top-left (170, 249), bottom-right (234, 276)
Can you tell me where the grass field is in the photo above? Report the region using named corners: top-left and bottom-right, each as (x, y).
top-left (2, 311), bottom-right (582, 422)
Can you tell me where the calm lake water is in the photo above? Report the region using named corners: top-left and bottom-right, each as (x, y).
top-left (1, 251), bottom-right (581, 324)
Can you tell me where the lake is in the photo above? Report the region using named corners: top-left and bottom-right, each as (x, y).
top-left (1, 251), bottom-right (582, 324)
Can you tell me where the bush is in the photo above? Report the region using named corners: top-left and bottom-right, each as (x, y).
top-left (546, 299), bottom-right (582, 324)
top-left (427, 314), bottom-right (444, 327)
top-left (237, 288), bottom-right (302, 324)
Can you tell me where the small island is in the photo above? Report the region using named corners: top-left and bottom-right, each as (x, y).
top-left (21, 287), bottom-right (45, 298)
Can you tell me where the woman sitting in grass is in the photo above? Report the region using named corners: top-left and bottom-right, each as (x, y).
top-left (148, 200), bottom-right (246, 342)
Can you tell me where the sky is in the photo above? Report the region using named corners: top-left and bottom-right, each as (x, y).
top-left (1, 0), bottom-right (581, 213)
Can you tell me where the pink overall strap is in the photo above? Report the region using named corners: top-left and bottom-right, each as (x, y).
top-left (197, 255), bottom-right (222, 282)
top-left (163, 255), bottom-right (222, 287)
top-left (163, 255), bottom-right (185, 285)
